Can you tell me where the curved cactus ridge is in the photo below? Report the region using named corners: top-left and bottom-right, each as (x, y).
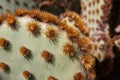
top-left (60, 11), bottom-right (94, 54)
top-left (0, 0), bottom-right (37, 13)
top-left (80, 0), bottom-right (114, 62)
top-left (0, 9), bottom-right (95, 80)
top-left (60, 11), bottom-right (96, 79)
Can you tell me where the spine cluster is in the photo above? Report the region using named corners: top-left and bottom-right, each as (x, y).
top-left (0, 9), bottom-right (95, 80)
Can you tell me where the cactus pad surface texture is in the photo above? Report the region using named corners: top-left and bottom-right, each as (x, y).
top-left (0, 9), bottom-right (95, 80)
top-left (80, 0), bottom-right (114, 62)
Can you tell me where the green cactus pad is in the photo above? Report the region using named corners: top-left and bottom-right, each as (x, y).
top-left (0, 9), bottom-right (95, 80)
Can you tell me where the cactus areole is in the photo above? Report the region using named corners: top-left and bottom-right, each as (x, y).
top-left (0, 9), bottom-right (95, 80)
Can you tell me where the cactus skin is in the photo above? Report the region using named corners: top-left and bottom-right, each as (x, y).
top-left (0, 9), bottom-right (95, 80)
top-left (60, 11), bottom-right (96, 79)
top-left (90, 31), bottom-right (114, 61)
top-left (81, 0), bottom-right (112, 36)
top-left (60, 11), bottom-right (94, 53)
top-left (80, 0), bottom-right (114, 77)
top-left (0, 0), bottom-right (37, 13)
top-left (80, 0), bottom-right (114, 62)
top-left (60, 11), bottom-right (114, 77)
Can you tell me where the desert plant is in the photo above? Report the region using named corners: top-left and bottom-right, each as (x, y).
top-left (0, 9), bottom-right (95, 80)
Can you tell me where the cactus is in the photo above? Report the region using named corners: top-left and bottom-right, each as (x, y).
top-left (0, 0), bottom-right (37, 13)
top-left (59, 11), bottom-right (96, 79)
top-left (0, 9), bottom-right (95, 80)
top-left (60, 11), bottom-right (94, 54)
top-left (81, 0), bottom-right (112, 36)
top-left (80, 0), bottom-right (114, 62)
top-left (80, 0), bottom-right (114, 77)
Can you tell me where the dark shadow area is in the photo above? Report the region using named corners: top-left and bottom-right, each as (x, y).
top-left (11, 21), bottom-right (20, 31)
top-left (47, 55), bottom-right (55, 65)
top-left (4, 65), bottom-right (11, 74)
top-left (39, 0), bottom-right (80, 15)
top-left (109, 0), bottom-right (120, 37)
top-left (49, 37), bottom-right (59, 45)
top-left (40, 4), bottom-right (65, 16)
top-left (0, 76), bottom-right (4, 80)
top-left (32, 28), bottom-right (41, 37)
top-left (24, 50), bottom-right (33, 61)
top-left (29, 74), bottom-right (36, 80)
top-left (4, 41), bottom-right (11, 52)
top-left (69, 51), bottom-right (80, 62)
top-left (96, 46), bottom-right (120, 80)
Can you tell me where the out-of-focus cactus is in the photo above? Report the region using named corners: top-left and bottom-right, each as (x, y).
top-left (80, 0), bottom-right (114, 77)
top-left (0, 9), bottom-right (95, 80)
top-left (81, 0), bottom-right (112, 36)
top-left (0, 0), bottom-right (38, 13)
top-left (80, 0), bottom-right (114, 62)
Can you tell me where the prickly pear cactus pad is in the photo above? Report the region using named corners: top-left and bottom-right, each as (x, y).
top-left (80, 0), bottom-right (114, 62)
top-left (60, 11), bottom-right (89, 35)
top-left (60, 11), bottom-right (94, 54)
top-left (90, 31), bottom-right (114, 61)
top-left (80, 0), bottom-right (114, 77)
top-left (0, 9), bottom-right (95, 80)
top-left (59, 11), bottom-right (96, 79)
top-left (0, 0), bottom-right (37, 13)
top-left (81, 0), bottom-right (112, 36)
